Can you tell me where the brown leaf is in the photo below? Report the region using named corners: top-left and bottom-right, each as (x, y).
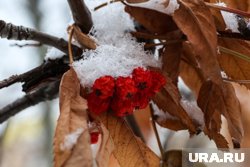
top-left (218, 38), bottom-right (250, 89)
top-left (153, 76), bottom-right (197, 133)
top-left (96, 123), bottom-right (115, 167)
top-left (63, 131), bottom-right (93, 167)
top-left (162, 42), bottom-right (182, 85)
top-left (209, 8), bottom-right (226, 31)
top-left (173, 0), bottom-right (222, 85)
top-left (222, 83), bottom-right (243, 148)
top-left (99, 113), bottom-right (160, 167)
top-left (205, 129), bottom-right (229, 148)
top-left (197, 80), bottom-right (224, 130)
top-left (180, 42), bottom-right (203, 97)
top-left (72, 25), bottom-right (96, 49)
top-left (54, 68), bottom-right (93, 167)
top-left (125, 5), bottom-right (177, 35)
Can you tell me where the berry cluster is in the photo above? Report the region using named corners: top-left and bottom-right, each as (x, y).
top-left (87, 67), bottom-right (166, 117)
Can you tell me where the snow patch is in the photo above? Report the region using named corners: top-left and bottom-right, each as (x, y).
top-left (60, 128), bottom-right (84, 151)
top-left (216, 2), bottom-right (240, 33)
top-left (73, 1), bottom-right (160, 87)
top-left (45, 47), bottom-right (64, 60)
top-left (128, 0), bottom-right (179, 15)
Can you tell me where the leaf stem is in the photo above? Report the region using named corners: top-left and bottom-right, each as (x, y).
top-left (149, 103), bottom-right (164, 158)
top-left (205, 2), bottom-right (250, 18)
top-left (68, 26), bottom-right (75, 64)
top-left (219, 46), bottom-right (250, 63)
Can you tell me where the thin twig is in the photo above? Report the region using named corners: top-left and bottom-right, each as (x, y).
top-left (149, 103), bottom-right (164, 158)
top-left (205, 2), bottom-right (250, 18)
top-left (0, 79), bottom-right (60, 124)
top-left (219, 46), bottom-right (250, 62)
top-left (222, 78), bottom-right (250, 84)
top-left (0, 20), bottom-right (82, 55)
top-left (94, 0), bottom-right (123, 11)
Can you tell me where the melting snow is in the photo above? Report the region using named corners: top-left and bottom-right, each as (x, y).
top-left (45, 47), bottom-right (65, 60)
top-left (60, 128), bottom-right (84, 151)
top-left (216, 2), bottom-right (240, 33)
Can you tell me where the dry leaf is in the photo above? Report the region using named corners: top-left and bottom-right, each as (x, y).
top-left (125, 5), bottom-right (177, 35)
top-left (162, 42), bottom-right (182, 85)
top-left (99, 113), bottom-right (160, 167)
top-left (218, 38), bottom-right (250, 89)
top-left (72, 25), bottom-right (96, 49)
top-left (173, 0), bottom-right (222, 85)
top-left (96, 123), bottom-right (115, 167)
top-left (63, 131), bottom-right (93, 167)
top-left (54, 68), bottom-right (93, 167)
top-left (180, 42), bottom-right (203, 97)
top-left (209, 8), bottom-right (226, 31)
top-left (153, 75), bottom-right (197, 134)
top-left (222, 83), bottom-right (243, 148)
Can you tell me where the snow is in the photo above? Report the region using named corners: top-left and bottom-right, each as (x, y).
top-left (216, 2), bottom-right (240, 33)
top-left (128, 0), bottom-right (180, 15)
top-left (73, 1), bottom-right (160, 87)
top-left (44, 47), bottom-right (64, 60)
top-left (150, 99), bottom-right (204, 127)
top-left (150, 101), bottom-right (178, 122)
top-left (221, 71), bottom-right (228, 78)
top-left (60, 128), bottom-right (84, 151)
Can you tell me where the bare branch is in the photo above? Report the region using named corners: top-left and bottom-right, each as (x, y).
top-left (0, 58), bottom-right (70, 91)
top-left (67, 0), bottom-right (93, 33)
top-left (0, 20), bottom-right (82, 55)
top-left (0, 79), bottom-right (60, 124)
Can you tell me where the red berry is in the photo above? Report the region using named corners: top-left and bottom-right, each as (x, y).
top-left (149, 71), bottom-right (166, 95)
top-left (111, 98), bottom-right (134, 117)
top-left (87, 92), bottom-right (110, 115)
top-left (116, 76), bottom-right (137, 100)
top-left (90, 132), bottom-right (100, 144)
top-left (92, 76), bottom-right (115, 99)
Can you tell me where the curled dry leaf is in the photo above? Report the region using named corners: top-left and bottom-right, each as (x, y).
top-left (125, 5), bottom-right (177, 35)
top-left (99, 113), bottom-right (160, 167)
top-left (218, 38), bottom-right (250, 89)
top-left (96, 123), bottom-right (115, 167)
top-left (72, 24), bottom-right (96, 49)
top-left (54, 68), bottom-right (93, 167)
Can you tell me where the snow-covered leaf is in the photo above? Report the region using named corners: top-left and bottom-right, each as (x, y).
top-left (54, 68), bottom-right (93, 167)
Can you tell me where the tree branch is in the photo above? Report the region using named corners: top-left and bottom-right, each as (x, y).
top-left (67, 0), bottom-right (93, 33)
top-left (0, 57), bottom-right (70, 92)
top-left (0, 79), bottom-right (60, 124)
top-left (0, 20), bottom-right (82, 55)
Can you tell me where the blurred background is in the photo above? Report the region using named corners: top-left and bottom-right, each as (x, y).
top-left (0, 0), bottom-right (70, 166)
top-left (1, 1), bottom-right (250, 167)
